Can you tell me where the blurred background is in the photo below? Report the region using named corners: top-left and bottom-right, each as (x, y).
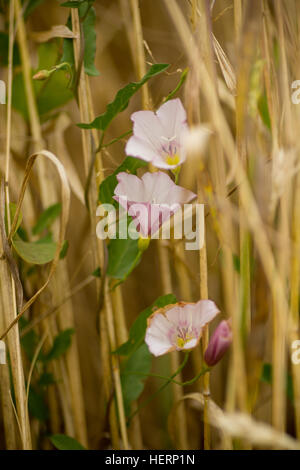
top-left (0, 0), bottom-right (299, 450)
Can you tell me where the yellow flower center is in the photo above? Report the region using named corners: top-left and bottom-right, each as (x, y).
top-left (176, 331), bottom-right (194, 348)
top-left (166, 153), bottom-right (180, 166)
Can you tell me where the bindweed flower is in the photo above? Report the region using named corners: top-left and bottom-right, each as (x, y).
top-left (204, 320), bottom-right (232, 366)
top-left (145, 301), bottom-right (220, 357)
top-left (125, 98), bottom-right (188, 170)
top-left (113, 171), bottom-right (196, 237)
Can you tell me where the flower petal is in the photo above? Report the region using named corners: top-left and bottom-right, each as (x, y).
top-left (204, 320), bottom-right (232, 366)
top-left (181, 338), bottom-right (198, 350)
top-left (141, 172), bottom-right (175, 202)
top-left (128, 202), bottom-right (151, 237)
top-left (113, 171), bottom-right (196, 237)
top-left (114, 172), bottom-right (146, 202)
top-left (126, 100), bottom-right (189, 170)
top-left (149, 204), bottom-right (176, 235)
top-left (189, 300), bottom-right (220, 332)
top-left (145, 300), bottom-right (220, 357)
top-left (130, 110), bottom-right (164, 153)
top-left (167, 183), bottom-right (197, 206)
top-left (125, 135), bottom-right (159, 163)
top-left (165, 301), bottom-right (220, 337)
top-left (145, 313), bottom-right (174, 356)
top-left (165, 304), bottom-right (193, 328)
top-left (141, 172), bottom-right (196, 206)
top-left (147, 157), bottom-right (185, 170)
top-left (156, 98), bottom-right (188, 139)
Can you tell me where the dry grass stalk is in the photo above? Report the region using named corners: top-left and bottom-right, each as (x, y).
top-left (184, 393), bottom-right (300, 450)
top-left (14, 0), bottom-right (88, 446)
top-left (128, 0), bottom-right (189, 449)
top-left (71, 6), bottom-right (129, 449)
top-left (0, 0), bottom-right (31, 449)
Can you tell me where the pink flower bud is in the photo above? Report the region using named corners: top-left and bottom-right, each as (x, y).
top-left (204, 320), bottom-right (232, 366)
top-left (32, 69), bottom-right (51, 80)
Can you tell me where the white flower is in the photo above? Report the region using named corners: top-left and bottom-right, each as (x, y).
top-left (113, 171), bottom-right (196, 237)
top-left (145, 301), bottom-right (220, 357)
top-left (125, 98), bottom-right (188, 170)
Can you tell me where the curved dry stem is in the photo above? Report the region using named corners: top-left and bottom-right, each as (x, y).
top-left (26, 332), bottom-right (48, 402)
top-left (0, 150), bottom-right (70, 340)
top-left (170, 393), bottom-right (300, 450)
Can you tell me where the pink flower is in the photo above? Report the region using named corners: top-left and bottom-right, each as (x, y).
top-left (125, 98), bottom-right (188, 170)
top-left (145, 301), bottom-right (220, 357)
top-left (204, 320), bottom-right (232, 366)
top-left (113, 171), bottom-right (196, 237)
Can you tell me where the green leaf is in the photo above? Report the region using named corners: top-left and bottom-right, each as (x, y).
top-left (107, 238), bottom-right (141, 281)
top-left (115, 294), bottom-right (177, 357)
top-left (12, 42), bottom-right (73, 120)
top-left (81, 5), bottom-right (99, 76)
top-left (28, 387), bottom-right (49, 421)
top-left (59, 240), bottom-right (69, 259)
top-left (121, 343), bottom-right (152, 417)
top-left (50, 434), bottom-right (86, 450)
top-left (36, 233), bottom-right (54, 244)
top-left (20, 317), bottom-right (40, 361)
top-left (38, 372), bottom-right (56, 387)
top-left (0, 32), bottom-right (20, 66)
top-left (12, 236), bottom-right (57, 265)
top-left (99, 156), bottom-right (147, 205)
top-left (261, 363), bottom-right (272, 383)
top-left (273, 39), bottom-right (280, 67)
top-left (11, 72), bottom-right (28, 120)
top-left (163, 67), bottom-right (188, 102)
top-left (61, 0), bottom-right (95, 7)
top-left (36, 43), bottom-right (74, 116)
top-left (92, 266), bottom-right (101, 278)
top-left (78, 63), bottom-right (169, 130)
top-left (62, 6), bottom-right (99, 77)
top-left (45, 329), bottom-right (74, 362)
top-left (233, 253), bottom-right (240, 273)
top-left (261, 363), bottom-right (294, 403)
top-left (16, 225), bottom-right (28, 242)
top-left (61, 1), bottom-right (83, 6)
top-left (32, 203), bottom-right (61, 235)
top-left (99, 157), bottom-right (148, 282)
top-left (258, 93), bottom-right (271, 131)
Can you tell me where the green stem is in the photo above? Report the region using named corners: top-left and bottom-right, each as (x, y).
top-left (101, 130), bottom-right (133, 149)
top-left (123, 365), bottom-right (210, 386)
top-left (172, 166), bottom-right (181, 184)
top-left (127, 352), bottom-right (190, 423)
top-left (58, 62), bottom-right (74, 89)
top-left (79, 2), bottom-right (93, 23)
top-left (84, 131), bottom-right (104, 209)
top-left (163, 67), bottom-right (188, 103)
